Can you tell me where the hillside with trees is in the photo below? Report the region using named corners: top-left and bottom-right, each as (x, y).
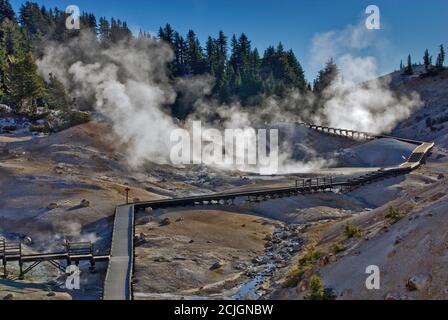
top-left (0, 0), bottom-right (312, 126)
top-left (0, 0), bottom-right (446, 132)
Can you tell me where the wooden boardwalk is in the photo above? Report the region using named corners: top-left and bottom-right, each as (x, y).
top-left (103, 205), bottom-right (134, 300)
top-left (101, 123), bottom-right (434, 300)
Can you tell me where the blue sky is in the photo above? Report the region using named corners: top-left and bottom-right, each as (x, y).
top-left (9, 0), bottom-right (448, 81)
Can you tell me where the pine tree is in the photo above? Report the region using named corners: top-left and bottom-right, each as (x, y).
top-left (80, 12), bottom-right (97, 35)
top-left (45, 72), bottom-right (68, 110)
top-left (110, 18), bottom-right (131, 43)
top-left (402, 54), bottom-right (413, 75)
top-left (205, 36), bottom-right (216, 75)
top-left (229, 35), bottom-right (239, 72)
top-left (217, 31), bottom-right (227, 58)
top-left (158, 23), bottom-right (174, 45)
top-left (0, 0), bottom-right (15, 23)
top-left (1, 18), bottom-right (26, 56)
top-left (313, 59), bottom-right (339, 96)
top-left (423, 49), bottom-right (431, 71)
top-left (98, 17), bottom-right (111, 44)
top-left (6, 51), bottom-right (45, 113)
top-left (174, 31), bottom-right (187, 76)
top-left (185, 30), bottom-right (205, 75)
top-left (0, 29), bottom-right (5, 100)
top-left (436, 44), bottom-right (445, 69)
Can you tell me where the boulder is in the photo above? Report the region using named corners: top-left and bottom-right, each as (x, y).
top-left (47, 203), bottom-right (58, 210)
top-left (23, 236), bottom-right (33, 245)
top-left (159, 218), bottom-right (171, 226)
top-left (80, 199), bottom-right (90, 208)
top-left (406, 273), bottom-right (432, 291)
top-left (3, 294), bottom-right (14, 300)
top-left (210, 261), bottom-right (223, 271)
top-left (137, 217), bottom-right (151, 225)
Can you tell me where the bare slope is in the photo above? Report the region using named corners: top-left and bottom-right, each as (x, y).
top-left (391, 69), bottom-right (448, 148)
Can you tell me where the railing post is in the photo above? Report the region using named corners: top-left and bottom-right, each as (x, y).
top-left (2, 240), bottom-right (6, 278)
top-left (19, 242), bottom-right (24, 280)
top-left (125, 187), bottom-right (130, 204)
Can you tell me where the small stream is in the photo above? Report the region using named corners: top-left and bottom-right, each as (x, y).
top-left (231, 263), bottom-right (275, 300)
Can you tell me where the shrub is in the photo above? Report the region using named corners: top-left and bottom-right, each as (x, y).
top-left (305, 275), bottom-right (325, 300)
top-left (323, 288), bottom-right (337, 300)
top-left (30, 124), bottom-right (49, 133)
top-left (385, 207), bottom-right (405, 224)
top-left (284, 267), bottom-right (306, 288)
top-left (283, 247), bottom-right (322, 288)
top-left (304, 275), bottom-right (337, 300)
top-left (299, 247), bottom-right (322, 266)
top-left (343, 223), bottom-right (363, 239)
top-left (332, 243), bottom-right (345, 254)
top-left (68, 111), bottom-right (91, 126)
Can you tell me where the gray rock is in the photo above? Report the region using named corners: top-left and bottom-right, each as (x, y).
top-left (159, 218), bottom-right (171, 226)
top-left (210, 261), bottom-right (223, 271)
top-left (23, 236), bottom-right (33, 245)
top-left (406, 273), bottom-right (432, 291)
top-left (137, 217), bottom-right (150, 225)
top-left (3, 294), bottom-right (14, 300)
top-left (384, 291), bottom-right (401, 300)
top-left (47, 203), bottom-right (58, 210)
top-left (80, 199), bottom-right (90, 208)
top-left (154, 256), bottom-right (171, 263)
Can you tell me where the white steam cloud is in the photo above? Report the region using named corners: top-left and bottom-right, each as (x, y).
top-left (38, 33), bottom-right (180, 167)
top-left (36, 22), bottom-right (422, 175)
top-left (37, 32), bottom-right (328, 174)
top-left (310, 23), bottom-right (422, 134)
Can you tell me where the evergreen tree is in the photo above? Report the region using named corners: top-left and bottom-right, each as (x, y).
top-left (185, 30), bottom-right (205, 75)
top-left (0, 29), bottom-right (5, 99)
top-left (110, 18), bottom-right (131, 43)
top-left (423, 49), bottom-right (431, 71)
top-left (173, 31), bottom-right (187, 76)
top-left (98, 17), bottom-right (111, 44)
top-left (436, 44), bottom-right (445, 68)
top-left (205, 36), bottom-right (216, 75)
top-left (313, 59), bottom-right (338, 96)
top-left (217, 31), bottom-right (227, 58)
top-left (80, 12), bottom-right (97, 35)
top-left (6, 51), bottom-right (45, 113)
top-left (403, 54), bottom-right (413, 75)
top-left (0, 0), bottom-right (15, 23)
top-left (1, 18), bottom-right (26, 56)
top-left (45, 72), bottom-right (68, 110)
top-left (158, 23), bottom-right (174, 45)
